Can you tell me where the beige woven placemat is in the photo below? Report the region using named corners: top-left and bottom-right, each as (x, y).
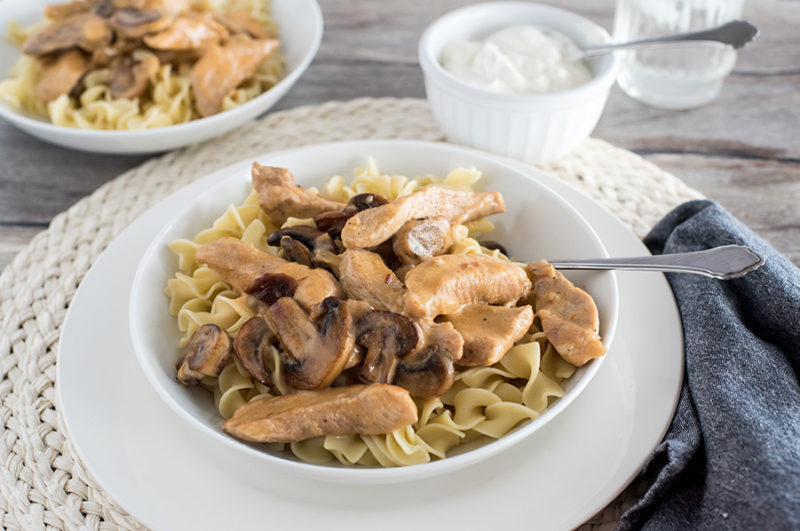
top-left (0, 97), bottom-right (701, 530)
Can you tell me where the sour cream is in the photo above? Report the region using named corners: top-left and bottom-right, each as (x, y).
top-left (440, 25), bottom-right (592, 94)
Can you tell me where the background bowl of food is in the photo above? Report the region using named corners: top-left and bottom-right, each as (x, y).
top-left (419, 2), bottom-right (620, 164)
top-left (129, 139), bottom-right (619, 485)
top-left (0, 0), bottom-right (322, 153)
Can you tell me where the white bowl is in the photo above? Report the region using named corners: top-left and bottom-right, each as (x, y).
top-left (0, 0), bottom-right (322, 154)
top-left (419, 2), bottom-right (620, 164)
top-left (129, 140), bottom-right (619, 485)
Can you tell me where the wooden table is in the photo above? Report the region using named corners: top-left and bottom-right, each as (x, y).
top-left (1, 0), bottom-right (798, 271)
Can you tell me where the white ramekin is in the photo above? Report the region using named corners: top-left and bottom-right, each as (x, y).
top-left (419, 2), bottom-right (620, 164)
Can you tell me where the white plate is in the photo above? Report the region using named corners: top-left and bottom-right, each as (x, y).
top-left (0, 0), bottom-right (322, 154)
top-left (57, 145), bottom-right (683, 530)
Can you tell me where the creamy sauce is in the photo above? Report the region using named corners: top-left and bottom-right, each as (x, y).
top-left (440, 25), bottom-right (592, 94)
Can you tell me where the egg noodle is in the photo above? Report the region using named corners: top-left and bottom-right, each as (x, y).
top-left (0, 0), bottom-right (283, 130)
top-left (165, 161), bottom-right (577, 466)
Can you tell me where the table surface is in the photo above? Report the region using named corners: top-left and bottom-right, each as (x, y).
top-left (1, 0), bottom-right (798, 271)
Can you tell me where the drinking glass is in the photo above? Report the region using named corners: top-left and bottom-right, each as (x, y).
top-left (613, 0), bottom-right (744, 109)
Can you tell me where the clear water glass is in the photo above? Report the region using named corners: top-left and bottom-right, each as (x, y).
top-left (613, 0), bottom-right (744, 109)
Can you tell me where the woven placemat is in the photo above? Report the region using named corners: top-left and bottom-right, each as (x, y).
top-left (0, 97), bottom-right (701, 530)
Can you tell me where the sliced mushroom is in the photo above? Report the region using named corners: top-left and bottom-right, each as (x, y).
top-left (445, 304), bottom-right (534, 366)
top-left (23, 12), bottom-right (112, 57)
top-left (404, 254), bottom-right (531, 319)
top-left (190, 37), bottom-right (279, 117)
top-left (314, 192), bottom-right (388, 237)
top-left (142, 12), bottom-right (229, 52)
top-left (108, 0), bottom-right (191, 39)
top-left (176, 323), bottom-right (232, 385)
top-left (338, 249), bottom-right (406, 314)
top-left (35, 49), bottom-right (89, 102)
top-left (341, 187), bottom-right (505, 249)
top-left (44, 0), bottom-right (92, 20)
top-left (527, 260), bottom-right (606, 366)
top-left (234, 315), bottom-right (275, 386)
top-left (355, 311), bottom-right (422, 384)
top-left (222, 383), bottom-right (418, 443)
top-left (215, 11), bottom-right (272, 39)
top-left (252, 164), bottom-right (346, 225)
top-left (392, 216), bottom-right (452, 265)
top-left (109, 51), bottom-right (159, 99)
top-left (263, 296), bottom-right (354, 390)
top-left (245, 272), bottom-right (297, 306)
top-left (89, 37), bottom-right (138, 68)
top-left (267, 225), bottom-right (337, 269)
top-left (195, 237), bottom-right (343, 317)
top-left (393, 343), bottom-right (456, 399)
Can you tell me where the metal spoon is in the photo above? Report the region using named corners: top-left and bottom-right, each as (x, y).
top-left (549, 245), bottom-right (763, 280)
top-left (574, 20), bottom-right (758, 60)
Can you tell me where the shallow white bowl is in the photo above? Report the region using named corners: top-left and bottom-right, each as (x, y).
top-left (0, 0), bottom-right (322, 154)
top-left (129, 140), bottom-right (619, 484)
top-left (419, 2), bottom-right (620, 164)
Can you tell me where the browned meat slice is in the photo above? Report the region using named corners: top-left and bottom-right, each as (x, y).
top-left (195, 237), bottom-right (343, 317)
top-left (251, 164), bottom-right (345, 225)
top-left (190, 38), bottom-right (279, 117)
top-left (142, 13), bottom-right (229, 51)
top-left (215, 11), bottom-right (272, 39)
top-left (445, 304), bottom-right (533, 366)
top-left (341, 187), bottom-right (505, 249)
top-left (108, 0), bottom-right (191, 39)
top-left (527, 260), bottom-right (606, 366)
top-left (339, 249), bottom-right (406, 314)
top-left (23, 13), bottom-right (112, 57)
top-left (44, 0), bottom-right (92, 20)
top-left (404, 254), bottom-right (531, 319)
top-left (109, 51), bottom-right (159, 99)
top-left (35, 49), bottom-right (89, 102)
top-left (222, 384), bottom-right (418, 443)
top-left (392, 216), bottom-right (452, 266)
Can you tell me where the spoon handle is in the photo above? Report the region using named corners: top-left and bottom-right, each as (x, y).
top-left (550, 245), bottom-right (763, 280)
top-left (580, 20), bottom-right (758, 58)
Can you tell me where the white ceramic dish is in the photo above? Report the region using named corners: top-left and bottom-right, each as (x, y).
top-left (0, 0), bottom-right (322, 154)
top-left (128, 140), bottom-right (619, 484)
top-left (419, 2), bottom-right (620, 164)
top-left (57, 149), bottom-right (683, 529)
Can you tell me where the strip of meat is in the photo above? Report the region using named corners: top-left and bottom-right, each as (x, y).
top-left (44, 0), bottom-right (92, 20)
top-left (404, 254), bottom-right (531, 319)
top-left (445, 304), bottom-right (533, 366)
top-left (251, 164), bottom-right (346, 225)
top-left (527, 260), bottom-right (606, 366)
top-left (142, 13), bottom-right (229, 51)
top-left (195, 237), bottom-right (343, 316)
top-left (215, 11), bottom-right (272, 39)
top-left (339, 249), bottom-right (406, 314)
top-left (35, 49), bottom-right (89, 102)
top-left (23, 13), bottom-right (111, 56)
top-left (341, 187), bottom-right (505, 249)
top-left (222, 384), bottom-right (418, 443)
top-left (190, 38), bottom-right (279, 117)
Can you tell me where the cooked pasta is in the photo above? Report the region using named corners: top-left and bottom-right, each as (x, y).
top-left (0, 0), bottom-right (284, 129)
top-left (166, 160), bottom-right (575, 466)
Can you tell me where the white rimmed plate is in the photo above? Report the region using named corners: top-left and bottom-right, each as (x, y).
top-left (0, 0), bottom-right (322, 153)
top-left (57, 142), bottom-right (683, 530)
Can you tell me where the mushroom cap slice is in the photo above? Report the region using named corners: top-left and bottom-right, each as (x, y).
top-left (234, 315), bottom-right (275, 386)
top-left (222, 384), bottom-right (418, 443)
top-left (176, 323), bottom-right (232, 384)
top-left (142, 13), bottom-right (229, 51)
top-left (252, 164), bottom-right (346, 225)
top-left (404, 254), bottom-right (531, 319)
top-left (35, 49), bottom-right (89, 102)
top-left (23, 12), bottom-right (112, 57)
top-left (195, 237), bottom-right (343, 317)
top-left (393, 343), bottom-right (456, 399)
top-left (190, 38), bottom-right (279, 117)
top-left (109, 51), bottom-right (159, 99)
top-left (392, 216), bottom-right (453, 266)
top-left (267, 225), bottom-right (337, 269)
top-left (313, 193), bottom-right (388, 237)
top-left (245, 272), bottom-right (297, 306)
top-left (445, 304), bottom-right (534, 366)
top-left (339, 249), bottom-right (406, 314)
top-left (341, 187), bottom-right (505, 249)
top-left (355, 310), bottom-right (422, 384)
top-left (279, 236), bottom-right (314, 267)
top-left (264, 296), bottom-right (354, 390)
top-left (527, 260), bottom-right (606, 366)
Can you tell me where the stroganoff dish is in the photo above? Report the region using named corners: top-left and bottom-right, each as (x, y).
top-left (165, 160), bottom-right (606, 466)
top-left (0, 0), bottom-right (283, 129)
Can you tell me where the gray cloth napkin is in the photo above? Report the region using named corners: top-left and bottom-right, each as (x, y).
top-left (617, 200), bottom-right (800, 530)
